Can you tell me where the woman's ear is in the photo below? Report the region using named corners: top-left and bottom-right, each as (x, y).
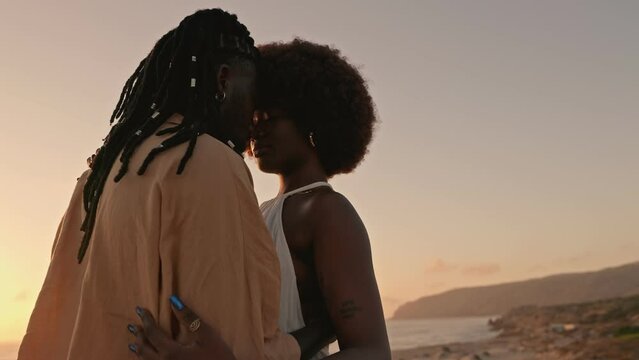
top-left (216, 64), bottom-right (231, 93)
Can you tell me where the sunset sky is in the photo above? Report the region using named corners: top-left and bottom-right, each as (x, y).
top-left (1, 0), bottom-right (638, 344)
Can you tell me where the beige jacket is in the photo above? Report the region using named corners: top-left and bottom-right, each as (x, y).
top-left (18, 122), bottom-right (300, 360)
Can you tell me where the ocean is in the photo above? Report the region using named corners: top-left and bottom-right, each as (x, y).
top-left (329, 316), bottom-right (498, 353)
top-left (1, 316), bottom-right (498, 359)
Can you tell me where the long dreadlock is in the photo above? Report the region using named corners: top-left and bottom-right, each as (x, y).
top-left (78, 9), bottom-right (258, 263)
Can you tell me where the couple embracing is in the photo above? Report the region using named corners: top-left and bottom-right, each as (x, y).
top-left (19, 9), bottom-right (389, 360)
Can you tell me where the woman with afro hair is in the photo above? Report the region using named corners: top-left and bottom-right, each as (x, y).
top-left (249, 38), bottom-right (389, 359)
top-left (133, 39), bottom-right (390, 360)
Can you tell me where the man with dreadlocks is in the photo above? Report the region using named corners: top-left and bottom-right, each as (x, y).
top-left (18, 9), bottom-right (302, 360)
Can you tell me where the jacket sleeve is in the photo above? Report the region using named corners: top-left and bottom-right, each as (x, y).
top-left (157, 139), bottom-right (300, 360)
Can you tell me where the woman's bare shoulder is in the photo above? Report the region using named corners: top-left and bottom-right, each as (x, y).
top-left (303, 189), bottom-right (367, 241)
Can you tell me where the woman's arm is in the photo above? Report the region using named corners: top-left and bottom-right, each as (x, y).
top-left (290, 318), bottom-right (336, 360)
top-left (310, 192), bottom-right (391, 360)
top-left (128, 297), bottom-right (237, 360)
top-left (129, 297), bottom-right (336, 359)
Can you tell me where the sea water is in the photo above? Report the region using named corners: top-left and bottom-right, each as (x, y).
top-left (329, 316), bottom-right (498, 353)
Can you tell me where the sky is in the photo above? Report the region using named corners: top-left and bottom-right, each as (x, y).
top-left (1, 0), bottom-right (638, 344)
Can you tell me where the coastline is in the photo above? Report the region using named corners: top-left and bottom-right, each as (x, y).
top-left (393, 295), bottom-right (639, 360)
top-left (392, 335), bottom-right (534, 360)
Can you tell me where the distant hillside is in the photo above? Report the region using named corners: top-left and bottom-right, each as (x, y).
top-left (488, 294), bottom-right (639, 359)
top-left (393, 261), bottom-right (639, 319)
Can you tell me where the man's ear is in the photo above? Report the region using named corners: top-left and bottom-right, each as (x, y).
top-left (216, 64), bottom-right (231, 93)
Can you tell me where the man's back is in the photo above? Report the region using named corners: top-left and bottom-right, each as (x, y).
top-left (19, 119), bottom-right (299, 359)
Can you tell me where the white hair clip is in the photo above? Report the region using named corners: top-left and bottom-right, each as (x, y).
top-left (227, 140), bottom-right (235, 149)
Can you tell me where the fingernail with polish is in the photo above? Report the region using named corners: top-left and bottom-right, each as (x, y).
top-left (128, 344), bottom-right (137, 353)
top-left (127, 324), bottom-right (136, 335)
top-left (135, 306), bottom-right (143, 317)
top-left (169, 294), bottom-right (185, 311)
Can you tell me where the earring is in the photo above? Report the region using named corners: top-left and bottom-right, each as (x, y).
top-left (309, 132), bottom-right (316, 148)
top-left (215, 91), bottom-right (226, 103)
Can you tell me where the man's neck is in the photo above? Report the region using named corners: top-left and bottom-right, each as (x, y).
top-left (278, 160), bottom-right (328, 195)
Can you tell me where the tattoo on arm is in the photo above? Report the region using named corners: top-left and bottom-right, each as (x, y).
top-left (338, 300), bottom-right (362, 320)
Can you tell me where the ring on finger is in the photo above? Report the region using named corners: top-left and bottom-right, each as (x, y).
top-left (188, 318), bottom-right (201, 333)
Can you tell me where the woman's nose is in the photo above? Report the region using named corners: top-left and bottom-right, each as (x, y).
top-left (250, 124), bottom-right (265, 139)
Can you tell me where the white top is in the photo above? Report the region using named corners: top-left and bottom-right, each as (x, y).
top-left (260, 181), bottom-right (332, 359)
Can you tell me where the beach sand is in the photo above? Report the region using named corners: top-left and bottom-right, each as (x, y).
top-left (392, 335), bottom-right (535, 360)
top-left (393, 295), bottom-right (639, 360)
top-left (392, 332), bottom-right (639, 360)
